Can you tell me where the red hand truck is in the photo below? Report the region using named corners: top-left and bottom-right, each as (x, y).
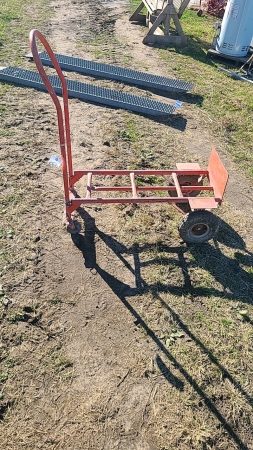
top-left (29, 29), bottom-right (228, 244)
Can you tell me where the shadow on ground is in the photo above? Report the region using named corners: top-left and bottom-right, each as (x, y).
top-left (71, 207), bottom-right (253, 450)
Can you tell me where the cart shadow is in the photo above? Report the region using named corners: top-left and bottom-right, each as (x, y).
top-left (71, 207), bottom-right (253, 450)
top-left (72, 209), bottom-right (253, 304)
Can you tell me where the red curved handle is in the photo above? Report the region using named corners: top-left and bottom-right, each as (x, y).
top-left (29, 29), bottom-right (73, 201)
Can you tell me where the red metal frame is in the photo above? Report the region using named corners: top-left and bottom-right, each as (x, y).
top-left (29, 29), bottom-right (228, 231)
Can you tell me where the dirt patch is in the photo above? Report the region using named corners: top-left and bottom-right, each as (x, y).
top-left (1, 1), bottom-right (253, 449)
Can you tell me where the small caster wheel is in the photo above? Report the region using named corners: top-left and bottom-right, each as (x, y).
top-left (65, 219), bottom-right (81, 234)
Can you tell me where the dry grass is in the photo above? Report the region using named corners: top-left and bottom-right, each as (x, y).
top-left (1, 1), bottom-right (253, 450)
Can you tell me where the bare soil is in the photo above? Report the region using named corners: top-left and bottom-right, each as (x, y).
top-left (1, 1), bottom-right (253, 449)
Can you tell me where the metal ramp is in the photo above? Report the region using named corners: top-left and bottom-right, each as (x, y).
top-left (31, 51), bottom-right (194, 93)
top-left (27, 51), bottom-right (194, 93)
top-left (0, 66), bottom-right (181, 116)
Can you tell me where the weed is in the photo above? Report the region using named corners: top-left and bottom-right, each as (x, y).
top-left (48, 295), bottom-right (62, 305)
top-left (0, 130), bottom-right (15, 137)
top-left (0, 228), bottom-right (14, 239)
top-left (0, 373), bottom-right (8, 383)
top-left (50, 351), bottom-right (73, 373)
top-left (221, 318), bottom-right (233, 328)
top-left (117, 120), bottom-right (140, 142)
top-left (5, 358), bottom-right (16, 368)
top-left (93, 48), bottom-right (112, 59)
top-left (7, 311), bottom-right (24, 323)
top-left (195, 312), bottom-right (204, 321)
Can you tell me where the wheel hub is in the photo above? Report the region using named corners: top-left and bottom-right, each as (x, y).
top-left (190, 222), bottom-right (210, 238)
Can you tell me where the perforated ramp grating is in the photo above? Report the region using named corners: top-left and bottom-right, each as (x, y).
top-left (37, 51), bottom-right (194, 93)
top-left (0, 66), bottom-right (180, 116)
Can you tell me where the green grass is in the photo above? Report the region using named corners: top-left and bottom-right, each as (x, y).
top-left (117, 120), bottom-right (140, 142)
top-left (128, 4), bottom-right (253, 179)
top-left (49, 350), bottom-right (73, 373)
top-left (0, 0), bottom-right (51, 66)
top-left (7, 310), bottom-right (24, 323)
top-left (158, 10), bottom-right (253, 178)
top-left (0, 0), bottom-right (21, 42)
top-left (0, 3), bottom-right (253, 449)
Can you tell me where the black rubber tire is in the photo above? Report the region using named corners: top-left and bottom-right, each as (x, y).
top-left (178, 210), bottom-right (219, 244)
top-left (218, 8), bottom-right (225, 19)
